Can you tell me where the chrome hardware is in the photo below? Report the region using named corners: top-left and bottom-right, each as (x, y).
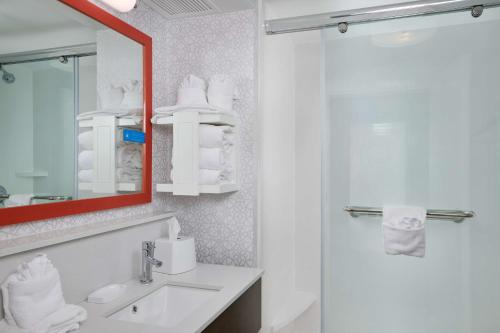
top-left (344, 206), bottom-right (475, 222)
top-left (140, 241), bottom-right (162, 284)
top-left (338, 22), bottom-right (348, 33)
top-left (472, 5), bottom-right (484, 17)
top-left (0, 186), bottom-right (9, 204)
top-left (132, 305), bottom-right (138, 314)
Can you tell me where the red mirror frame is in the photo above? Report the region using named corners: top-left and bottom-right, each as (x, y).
top-left (0, 0), bottom-right (153, 226)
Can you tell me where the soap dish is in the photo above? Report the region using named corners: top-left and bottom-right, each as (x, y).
top-left (87, 284), bottom-right (127, 304)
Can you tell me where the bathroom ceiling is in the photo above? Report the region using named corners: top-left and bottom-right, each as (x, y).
top-left (142, 0), bottom-right (255, 19)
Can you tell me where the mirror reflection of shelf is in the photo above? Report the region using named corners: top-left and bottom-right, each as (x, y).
top-left (15, 170), bottom-right (49, 178)
top-left (77, 115), bottom-right (143, 194)
top-left (152, 110), bottom-right (239, 196)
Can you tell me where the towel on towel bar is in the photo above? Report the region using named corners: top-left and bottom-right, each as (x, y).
top-left (382, 205), bottom-right (426, 258)
top-left (0, 254), bottom-right (87, 332)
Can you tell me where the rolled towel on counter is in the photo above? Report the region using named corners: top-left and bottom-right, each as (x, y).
top-left (199, 147), bottom-right (231, 170)
top-left (78, 131), bottom-right (93, 150)
top-left (78, 151), bottom-right (93, 170)
top-left (117, 144), bottom-right (142, 169)
top-left (116, 168), bottom-right (142, 182)
top-left (0, 254), bottom-right (87, 332)
top-left (199, 124), bottom-right (234, 148)
top-left (78, 170), bottom-right (93, 183)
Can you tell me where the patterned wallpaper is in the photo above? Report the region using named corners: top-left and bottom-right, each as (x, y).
top-left (0, 2), bottom-right (258, 267)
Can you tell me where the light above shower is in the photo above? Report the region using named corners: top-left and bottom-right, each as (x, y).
top-left (0, 65), bottom-right (15, 84)
top-left (98, 0), bottom-right (137, 12)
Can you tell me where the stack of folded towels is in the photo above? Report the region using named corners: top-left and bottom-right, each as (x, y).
top-left (152, 74), bottom-right (239, 120)
top-left (77, 132), bottom-right (143, 183)
top-left (171, 124), bottom-right (235, 185)
top-left (116, 144), bottom-right (142, 182)
top-left (0, 254), bottom-right (87, 333)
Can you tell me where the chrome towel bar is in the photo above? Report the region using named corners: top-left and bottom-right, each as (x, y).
top-left (344, 206), bottom-right (475, 222)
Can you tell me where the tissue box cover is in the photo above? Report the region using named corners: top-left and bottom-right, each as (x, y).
top-left (153, 237), bottom-right (196, 275)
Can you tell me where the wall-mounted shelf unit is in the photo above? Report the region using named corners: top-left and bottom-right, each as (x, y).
top-left (78, 115), bottom-right (143, 194)
top-left (152, 110), bottom-right (239, 196)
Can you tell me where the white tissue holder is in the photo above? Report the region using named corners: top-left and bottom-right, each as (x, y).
top-left (153, 237), bottom-right (196, 275)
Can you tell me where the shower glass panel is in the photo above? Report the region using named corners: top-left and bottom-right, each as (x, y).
top-left (0, 58), bottom-right (76, 202)
top-left (322, 6), bottom-right (500, 333)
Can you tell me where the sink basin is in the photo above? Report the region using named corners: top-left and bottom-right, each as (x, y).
top-left (108, 284), bottom-right (220, 328)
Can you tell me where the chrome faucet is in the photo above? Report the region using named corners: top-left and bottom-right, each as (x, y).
top-left (140, 241), bottom-right (162, 284)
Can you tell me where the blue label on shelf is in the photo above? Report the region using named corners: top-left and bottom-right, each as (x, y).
top-left (122, 129), bottom-right (145, 143)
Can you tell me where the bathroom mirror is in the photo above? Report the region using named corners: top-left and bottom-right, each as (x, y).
top-left (0, 0), bottom-right (152, 225)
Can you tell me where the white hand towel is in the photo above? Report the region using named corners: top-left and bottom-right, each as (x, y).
top-left (116, 145), bottom-right (142, 169)
top-left (383, 205), bottom-right (426, 257)
top-left (78, 151), bottom-right (93, 170)
top-left (78, 131), bottom-right (93, 150)
top-left (1, 254), bottom-right (87, 333)
top-left (199, 124), bottom-right (234, 148)
top-left (207, 75), bottom-right (237, 111)
top-left (199, 147), bottom-right (231, 170)
top-left (177, 75), bottom-right (207, 106)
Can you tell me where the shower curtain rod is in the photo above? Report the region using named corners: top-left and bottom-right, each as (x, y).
top-left (265, 0), bottom-right (500, 34)
top-left (0, 43), bottom-right (96, 66)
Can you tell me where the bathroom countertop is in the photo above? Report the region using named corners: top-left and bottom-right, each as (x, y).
top-left (78, 263), bottom-right (264, 333)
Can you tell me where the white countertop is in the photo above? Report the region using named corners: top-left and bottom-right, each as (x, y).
top-left (79, 264), bottom-right (264, 333)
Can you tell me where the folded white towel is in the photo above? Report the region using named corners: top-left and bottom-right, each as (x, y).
top-left (78, 151), bottom-right (93, 170)
top-left (120, 80), bottom-right (143, 109)
top-left (207, 75), bottom-right (238, 111)
top-left (1, 254), bottom-right (87, 332)
top-left (76, 108), bottom-right (142, 121)
top-left (98, 85), bottom-right (124, 110)
top-left (78, 170), bottom-right (93, 183)
top-left (199, 125), bottom-right (234, 148)
top-left (116, 168), bottom-right (142, 182)
top-left (78, 131), bottom-right (93, 150)
top-left (116, 144), bottom-right (142, 169)
top-left (179, 75), bottom-right (207, 90)
top-left (199, 147), bottom-right (231, 170)
top-left (383, 205), bottom-right (426, 257)
top-left (4, 194), bottom-right (33, 207)
top-left (176, 75), bottom-right (207, 106)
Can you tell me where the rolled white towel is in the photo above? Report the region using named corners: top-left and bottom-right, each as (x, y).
top-left (199, 125), bottom-right (234, 148)
top-left (116, 168), bottom-right (142, 182)
top-left (207, 75), bottom-right (238, 111)
top-left (1, 254), bottom-right (87, 333)
top-left (78, 151), bottom-right (93, 170)
top-left (78, 170), bottom-right (93, 183)
top-left (117, 145), bottom-right (142, 169)
top-left (78, 131), bottom-right (93, 150)
top-left (199, 147), bottom-right (231, 170)
top-left (120, 80), bottom-right (143, 109)
top-left (199, 169), bottom-right (232, 185)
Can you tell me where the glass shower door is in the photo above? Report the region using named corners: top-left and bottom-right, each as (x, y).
top-left (322, 6), bottom-right (500, 333)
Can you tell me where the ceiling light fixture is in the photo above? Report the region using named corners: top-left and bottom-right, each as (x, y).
top-left (99, 0), bottom-right (137, 13)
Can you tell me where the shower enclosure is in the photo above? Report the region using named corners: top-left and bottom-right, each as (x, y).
top-left (321, 3), bottom-right (500, 333)
top-left (267, 0), bottom-right (500, 332)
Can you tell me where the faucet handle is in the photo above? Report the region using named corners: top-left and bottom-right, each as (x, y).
top-left (142, 240), bottom-right (155, 253)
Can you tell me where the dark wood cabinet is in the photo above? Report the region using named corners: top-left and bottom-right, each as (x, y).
top-left (203, 278), bottom-right (261, 333)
